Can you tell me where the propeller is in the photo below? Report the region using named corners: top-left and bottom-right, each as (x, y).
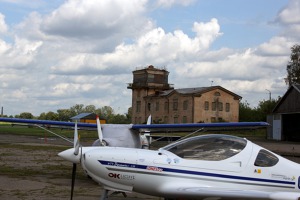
top-left (58, 120), bottom-right (81, 200)
top-left (73, 121), bottom-right (79, 155)
top-left (59, 116), bottom-right (104, 199)
top-left (70, 120), bottom-right (80, 200)
top-left (71, 163), bottom-right (76, 200)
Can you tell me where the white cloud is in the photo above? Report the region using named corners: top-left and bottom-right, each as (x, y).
top-left (192, 18), bottom-right (223, 49)
top-left (0, 13), bottom-right (8, 33)
top-left (0, 0), bottom-right (299, 115)
top-left (275, 0), bottom-right (300, 40)
top-left (0, 37), bottom-right (42, 69)
top-left (276, 0), bottom-right (300, 24)
top-left (41, 0), bottom-right (149, 41)
top-left (49, 18), bottom-right (222, 75)
top-left (257, 37), bottom-right (292, 56)
top-left (156, 0), bottom-right (195, 8)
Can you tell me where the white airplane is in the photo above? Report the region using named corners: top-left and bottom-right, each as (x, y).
top-left (58, 121), bottom-right (300, 200)
top-left (2, 117), bottom-right (299, 199)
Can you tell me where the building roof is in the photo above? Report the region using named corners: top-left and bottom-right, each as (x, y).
top-left (147, 86), bottom-right (242, 99)
top-left (71, 113), bottom-right (97, 120)
top-left (272, 84), bottom-right (300, 113)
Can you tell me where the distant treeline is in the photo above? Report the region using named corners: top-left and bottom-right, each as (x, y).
top-left (2, 97), bottom-right (280, 124)
top-left (239, 98), bottom-right (280, 122)
top-left (3, 104), bottom-right (132, 124)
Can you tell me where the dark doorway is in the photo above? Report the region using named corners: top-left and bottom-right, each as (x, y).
top-left (282, 113), bottom-right (300, 141)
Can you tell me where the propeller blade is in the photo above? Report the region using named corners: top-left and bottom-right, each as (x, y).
top-left (70, 163), bottom-right (77, 200)
top-left (74, 121), bottom-right (79, 155)
top-left (96, 116), bottom-right (103, 143)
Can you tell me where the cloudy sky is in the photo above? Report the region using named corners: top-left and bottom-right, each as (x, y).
top-left (0, 0), bottom-right (299, 116)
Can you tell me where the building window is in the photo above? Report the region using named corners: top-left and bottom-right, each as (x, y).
top-left (212, 102), bottom-right (216, 111)
top-left (204, 101), bottom-right (209, 110)
top-left (137, 90), bottom-right (141, 97)
top-left (218, 102), bottom-right (223, 111)
top-left (214, 92), bottom-right (220, 96)
top-left (173, 98), bottom-right (178, 111)
top-left (174, 116), bottom-right (178, 123)
top-left (147, 103), bottom-right (151, 111)
top-left (182, 116), bottom-right (187, 123)
top-left (164, 101), bottom-right (169, 111)
top-left (164, 116), bottom-right (168, 123)
top-left (226, 103), bottom-right (230, 112)
top-left (156, 101), bottom-right (159, 111)
top-left (136, 101), bottom-right (141, 112)
top-left (155, 117), bottom-right (160, 123)
top-left (183, 100), bottom-right (188, 110)
top-left (211, 117), bottom-right (216, 122)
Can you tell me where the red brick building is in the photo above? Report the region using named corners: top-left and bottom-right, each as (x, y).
top-left (127, 65), bottom-right (241, 124)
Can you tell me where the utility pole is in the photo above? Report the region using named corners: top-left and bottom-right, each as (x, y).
top-left (265, 89), bottom-right (271, 101)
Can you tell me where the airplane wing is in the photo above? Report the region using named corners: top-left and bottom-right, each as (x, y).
top-left (0, 117), bottom-right (97, 130)
top-left (160, 183), bottom-right (300, 200)
top-left (132, 122), bottom-right (269, 133)
top-left (0, 117), bottom-right (269, 132)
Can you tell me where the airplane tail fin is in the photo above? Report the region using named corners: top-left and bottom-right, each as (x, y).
top-left (96, 115), bottom-right (103, 144)
top-left (141, 115), bottom-right (152, 149)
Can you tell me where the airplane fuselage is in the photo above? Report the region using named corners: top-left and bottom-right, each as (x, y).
top-left (79, 140), bottom-right (300, 199)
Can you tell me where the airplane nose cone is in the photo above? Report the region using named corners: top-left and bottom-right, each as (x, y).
top-left (58, 148), bottom-right (80, 164)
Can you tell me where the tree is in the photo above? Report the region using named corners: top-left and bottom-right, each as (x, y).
top-left (108, 114), bottom-right (131, 124)
top-left (99, 106), bottom-right (114, 120)
top-left (84, 105), bottom-right (96, 113)
top-left (255, 98), bottom-right (279, 121)
top-left (45, 111), bottom-right (59, 120)
top-left (239, 101), bottom-right (258, 122)
top-left (57, 109), bottom-right (73, 121)
top-left (286, 44), bottom-right (300, 86)
top-left (69, 104), bottom-right (84, 116)
top-left (18, 112), bottom-right (34, 119)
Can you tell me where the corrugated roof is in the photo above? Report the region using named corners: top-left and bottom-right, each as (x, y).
top-left (294, 84), bottom-right (300, 93)
top-left (71, 113), bottom-right (96, 120)
top-left (272, 84), bottom-right (300, 112)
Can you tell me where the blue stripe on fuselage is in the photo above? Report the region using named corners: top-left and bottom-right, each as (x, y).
top-left (98, 160), bottom-right (295, 186)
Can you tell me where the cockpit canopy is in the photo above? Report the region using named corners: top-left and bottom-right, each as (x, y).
top-left (162, 134), bottom-right (247, 161)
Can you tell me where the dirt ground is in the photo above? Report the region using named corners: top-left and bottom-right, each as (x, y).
top-left (1, 133), bottom-right (300, 200)
top-left (0, 134), bottom-right (161, 200)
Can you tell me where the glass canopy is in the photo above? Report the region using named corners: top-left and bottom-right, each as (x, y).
top-left (162, 134), bottom-right (247, 161)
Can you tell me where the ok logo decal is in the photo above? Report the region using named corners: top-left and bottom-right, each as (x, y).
top-left (108, 173), bottom-right (120, 179)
